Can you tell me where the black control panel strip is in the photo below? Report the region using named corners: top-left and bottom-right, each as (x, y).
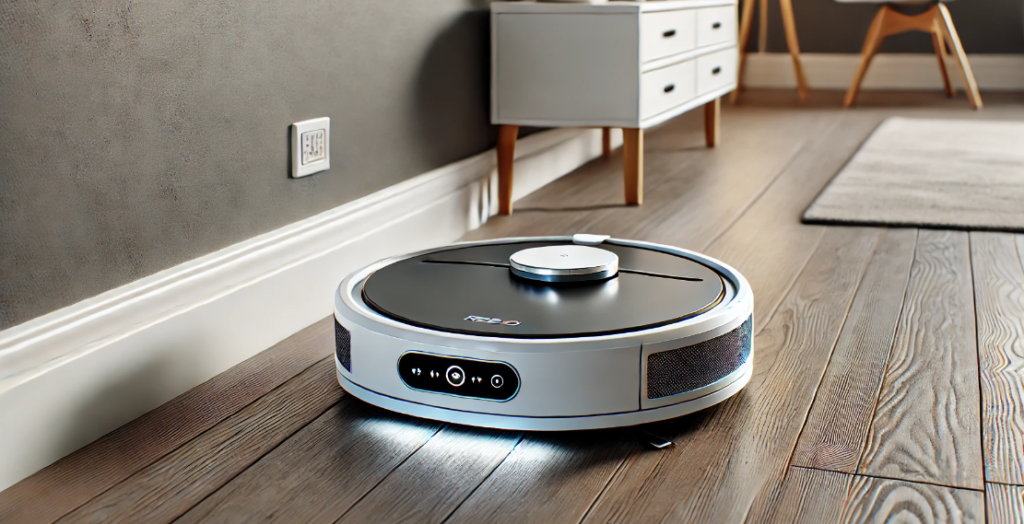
top-left (398, 352), bottom-right (520, 402)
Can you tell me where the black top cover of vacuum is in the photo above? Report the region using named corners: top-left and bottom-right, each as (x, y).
top-left (361, 241), bottom-right (725, 338)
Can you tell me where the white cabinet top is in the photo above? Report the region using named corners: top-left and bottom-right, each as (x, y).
top-left (492, 1), bottom-right (737, 15)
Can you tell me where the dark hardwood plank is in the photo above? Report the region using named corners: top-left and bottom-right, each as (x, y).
top-left (971, 232), bottom-right (1024, 485)
top-left (335, 426), bottom-right (521, 524)
top-left (0, 318), bottom-right (333, 524)
top-left (840, 475), bottom-right (984, 523)
top-left (175, 401), bottom-right (442, 524)
top-left (463, 106), bottom-right (837, 250)
top-left (987, 483), bottom-right (1024, 524)
top-left (582, 227), bottom-right (880, 523)
top-left (445, 429), bottom-right (637, 524)
top-left (702, 113), bottom-right (886, 334)
top-left (751, 466), bottom-right (852, 524)
top-left (859, 230), bottom-right (983, 490)
top-left (55, 358), bottom-right (342, 524)
top-left (792, 229), bottom-right (917, 472)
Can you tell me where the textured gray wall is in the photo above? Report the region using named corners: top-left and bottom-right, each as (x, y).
top-left (1, 0), bottom-right (1021, 329)
top-left (0, 0), bottom-right (493, 328)
top-left (749, 0), bottom-right (1024, 54)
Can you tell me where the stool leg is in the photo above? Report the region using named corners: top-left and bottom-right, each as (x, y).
top-left (623, 128), bottom-right (644, 206)
top-left (931, 24), bottom-right (955, 97)
top-left (732, 0), bottom-right (757, 103)
top-left (937, 3), bottom-right (982, 110)
top-left (497, 125), bottom-right (519, 215)
top-left (778, 0), bottom-right (809, 101)
top-left (602, 127), bottom-right (612, 157)
top-left (705, 97), bottom-right (721, 147)
top-left (844, 6), bottom-right (888, 108)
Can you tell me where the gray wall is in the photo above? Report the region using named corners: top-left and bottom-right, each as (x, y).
top-left (750, 0), bottom-right (1024, 54)
top-left (0, 0), bottom-right (493, 328)
top-left (1, 0), bottom-right (1021, 329)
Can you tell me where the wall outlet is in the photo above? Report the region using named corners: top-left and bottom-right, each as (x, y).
top-left (291, 117), bottom-right (330, 178)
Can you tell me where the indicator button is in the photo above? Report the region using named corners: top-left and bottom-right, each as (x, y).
top-left (412, 368), bottom-right (421, 376)
top-left (446, 365), bottom-right (466, 387)
top-left (491, 374), bottom-right (504, 388)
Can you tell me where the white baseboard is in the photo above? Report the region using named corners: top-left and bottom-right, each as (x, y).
top-left (0, 126), bottom-right (623, 492)
top-left (743, 53), bottom-right (1024, 91)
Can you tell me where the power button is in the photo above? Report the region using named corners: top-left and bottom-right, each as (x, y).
top-left (490, 374), bottom-right (504, 388)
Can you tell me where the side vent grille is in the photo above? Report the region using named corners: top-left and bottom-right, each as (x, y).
top-left (646, 317), bottom-right (751, 399)
top-left (335, 320), bottom-right (352, 372)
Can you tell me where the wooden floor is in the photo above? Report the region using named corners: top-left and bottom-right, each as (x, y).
top-left (4, 90), bottom-right (1024, 524)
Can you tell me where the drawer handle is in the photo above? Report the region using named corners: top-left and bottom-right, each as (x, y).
top-left (664, 84), bottom-right (676, 93)
top-left (712, 66), bottom-right (722, 75)
top-left (712, 22), bottom-right (722, 29)
top-left (663, 29), bottom-right (676, 38)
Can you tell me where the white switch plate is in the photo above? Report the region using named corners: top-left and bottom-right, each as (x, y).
top-left (291, 117), bottom-right (330, 178)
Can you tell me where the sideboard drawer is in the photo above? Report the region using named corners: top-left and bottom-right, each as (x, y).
top-left (697, 48), bottom-right (737, 95)
top-left (641, 60), bottom-right (697, 119)
top-left (697, 6), bottom-right (736, 48)
top-left (642, 10), bottom-right (697, 62)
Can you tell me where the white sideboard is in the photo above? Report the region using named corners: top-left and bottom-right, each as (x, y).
top-left (491, 0), bottom-right (739, 213)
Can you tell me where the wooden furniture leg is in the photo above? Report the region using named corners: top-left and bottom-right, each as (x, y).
top-left (732, 0), bottom-right (757, 103)
top-left (758, 0), bottom-right (769, 52)
top-left (931, 25), bottom-right (955, 97)
top-left (497, 124), bottom-right (519, 215)
top-left (602, 127), bottom-right (611, 157)
top-left (623, 128), bottom-right (643, 206)
top-left (704, 98), bottom-right (721, 147)
top-left (844, 6), bottom-right (888, 108)
top-left (778, 0), bottom-right (809, 101)
top-left (937, 3), bottom-right (982, 109)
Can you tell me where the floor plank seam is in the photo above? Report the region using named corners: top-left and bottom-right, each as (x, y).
top-left (331, 423), bottom-right (448, 524)
top-left (784, 228), bottom-right (885, 479)
top-left (967, 233), bottom-right (991, 496)
top-left (438, 433), bottom-right (525, 524)
top-left (791, 463), bottom-right (985, 493)
top-left (985, 479), bottom-right (1024, 488)
top-left (40, 354), bottom-right (337, 524)
top-left (751, 231), bottom-right (826, 338)
top-left (175, 393), bottom-right (347, 523)
top-left (853, 229), bottom-right (920, 474)
top-left (697, 128), bottom-right (829, 252)
top-left (574, 442), bottom-right (635, 524)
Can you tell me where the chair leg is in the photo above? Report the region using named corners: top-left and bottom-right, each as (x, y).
top-left (705, 98), bottom-right (721, 147)
top-left (497, 125), bottom-right (519, 215)
top-left (758, 0), bottom-right (769, 52)
top-left (931, 25), bottom-right (955, 97)
top-left (844, 6), bottom-right (889, 108)
top-left (601, 127), bottom-right (611, 157)
top-left (731, 0), bottom-right (757, 103)
top-left (778, 0), bottom-right (809, 101)
top-left (623, 128), bottom-right (644, 206)
top-left (936, 3), bottom-right (982, 109)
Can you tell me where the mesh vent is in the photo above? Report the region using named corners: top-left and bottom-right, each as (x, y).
top-left (335, 320), bottom-right (352, 372)
top-left (646, 317), bottom-right (751, 399)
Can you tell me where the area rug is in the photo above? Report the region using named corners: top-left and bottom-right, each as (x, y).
top-left (803, 117), bottom-right (1024, 232)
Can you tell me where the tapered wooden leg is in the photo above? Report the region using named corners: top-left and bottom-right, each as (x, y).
top-left (937, 3), bottom-right (982, 110)
top-left (497, 125), bottom-right (519, 215)
top-left (601, 127), bottom-right (611, 157)
top-left (778, 0), bottom-right (809, 102)
top-left (623, 128), bottom-right (643, 206)
top-left (844, 6), bottom-right (888, 108)
top-left (732, 0), bottom-right (757, 103)
top-left (704, 98), bottom-right (721, 147)
top-left (931, 26), bottom-right (955, 97)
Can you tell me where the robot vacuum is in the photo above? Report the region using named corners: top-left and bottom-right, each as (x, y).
top-left (334, 234), bottom-right (753, 431)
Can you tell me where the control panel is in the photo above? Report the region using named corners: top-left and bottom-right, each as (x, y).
top-left (398, 352), bottom-right (519, 401)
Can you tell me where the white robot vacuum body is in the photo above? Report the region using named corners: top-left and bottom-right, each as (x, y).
top-left (334, 234), bottom-right (753, 431)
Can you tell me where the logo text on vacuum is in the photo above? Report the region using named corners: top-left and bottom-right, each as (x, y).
top-left (464, 315), bottom-right (521, 326)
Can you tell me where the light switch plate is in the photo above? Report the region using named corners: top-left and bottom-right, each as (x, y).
top-left (291, 117), bottom-right (330, 178)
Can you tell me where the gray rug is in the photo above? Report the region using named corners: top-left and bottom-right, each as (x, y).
top-left (803, 117), bottom-right (1024, 232)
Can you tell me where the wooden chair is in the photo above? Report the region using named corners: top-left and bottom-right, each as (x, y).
top-left (732, 0), bottom-right (810, 102)
top-left (842, 0), bottom-right (982, 109)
